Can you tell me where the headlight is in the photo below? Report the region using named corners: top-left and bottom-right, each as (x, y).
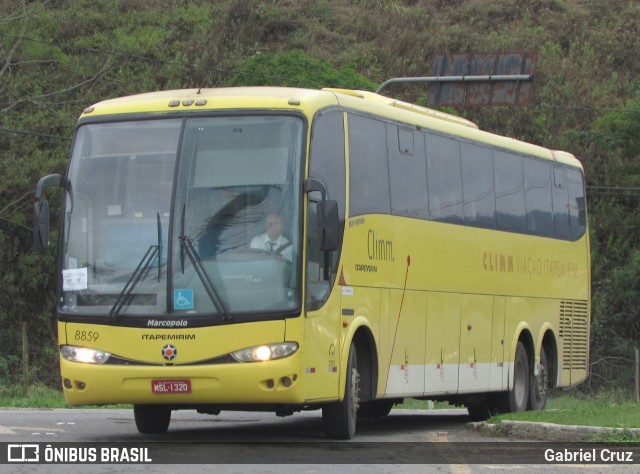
top-left (231, 342), bottom-right (298, 362)
top-left (60, 345), bottom-right (111, 364)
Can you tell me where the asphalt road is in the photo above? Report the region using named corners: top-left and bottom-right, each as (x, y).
top-left (0, 407), bottom-right (494, 442)
top-left (0, 408), bottom-right (637, 473)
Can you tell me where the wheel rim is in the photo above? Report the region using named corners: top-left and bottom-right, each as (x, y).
top-left (534, 361), bottom-right (548, 405)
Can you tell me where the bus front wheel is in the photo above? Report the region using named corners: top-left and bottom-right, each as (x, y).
top-left (322, 343), bottom-right (360, 439)
top-left (134, 405), bottom-right (171, 434)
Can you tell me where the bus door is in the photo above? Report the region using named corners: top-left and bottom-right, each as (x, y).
top-left (303, 108), bottom-right (346, 401)
top-left (303, 199), bottom-right (341, 402)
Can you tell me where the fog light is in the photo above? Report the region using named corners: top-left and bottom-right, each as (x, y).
top-left (63, 379), bottom-right (72, 389)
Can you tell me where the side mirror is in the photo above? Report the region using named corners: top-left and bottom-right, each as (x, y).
top-left (33, 199), bottom-right (50, 250)
top-left (32, 173), bottom-right (63, 250)
top-left (318, 199), bottom-right (340, 251)
top-left (305, 178), bottom-right (340, 251)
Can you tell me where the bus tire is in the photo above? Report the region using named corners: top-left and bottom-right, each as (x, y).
top-left (529, 347), bottom-right (549, 411)
top-left (134, 405), bottom-right (171, 434)
top-left (322, 343), bottom-right (360, 439)
top-left (494, 341), bottom-right (530, 413)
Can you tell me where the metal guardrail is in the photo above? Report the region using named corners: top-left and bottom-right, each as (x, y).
top-left (376, 75), bottom-right (533, 94)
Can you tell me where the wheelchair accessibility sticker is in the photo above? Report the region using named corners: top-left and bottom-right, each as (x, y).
top-left (173, 289), bottom-right (194, 310)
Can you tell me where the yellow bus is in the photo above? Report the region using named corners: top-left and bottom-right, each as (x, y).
top-left (33, 86), bottom-right (590, 439)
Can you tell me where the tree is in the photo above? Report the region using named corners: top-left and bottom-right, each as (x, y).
top-left (0, 5), bottom-right (376, 388)
top-left (580, 90), bottom-right (640, 391)
top-left (226, 50), bottom-right (377, 90)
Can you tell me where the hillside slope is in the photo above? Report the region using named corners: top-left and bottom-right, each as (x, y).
top-left (0, 0), bottom-right (638, 389)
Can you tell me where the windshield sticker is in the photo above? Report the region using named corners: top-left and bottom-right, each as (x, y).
top-left (107, 204), bottom-right (122, 216)
top-left (62, 268), bottom-right (87, 291)
top-left (173, 289), bottom-right (194, 310)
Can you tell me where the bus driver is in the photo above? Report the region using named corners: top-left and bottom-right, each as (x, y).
top-left (250, 212), bottom-right (292, 261)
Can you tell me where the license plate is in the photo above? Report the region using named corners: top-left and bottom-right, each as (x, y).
top-left (151, 379), bottom-right (191, 394)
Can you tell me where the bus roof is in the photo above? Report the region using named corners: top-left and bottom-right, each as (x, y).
top-left (80, 87), bottom-right (339, 118)
top-left (79, 86), bottom-right (582, 169)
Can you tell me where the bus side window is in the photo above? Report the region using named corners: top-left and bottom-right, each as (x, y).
top-left (426, 133), bottom-right (463, 224)
top-left (524, 158), bottom-right (554, 237)
top-left (552, 165), bottom-right (570, 239)
top-left (567, 168), bottom-right (587, 240)
top-left (388, 124), bottom-right (429, 219)
top-left (494, 151), bottom-right (525, 232)
top-left (348, 114), bottom-right (391, 216)
top-left (461, 142), bottom-right (495, 228)
top-left (308, 110), bottom-right (346, 219)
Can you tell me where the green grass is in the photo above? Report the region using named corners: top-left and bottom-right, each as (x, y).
top-left (487, 393), bottom-right (640, 430)
top-left (398, 391), bottom-right (640, 431)
top-left (397, 398), bottom-right (451, 410)
top-left (488, 391), bottom-right (640, 442)
top-left (0, 384), bottom-right (68, 408)
top-left (0, 384), bottom-right (131, 409)
top-left (397, 392), bottom-right (640, 441)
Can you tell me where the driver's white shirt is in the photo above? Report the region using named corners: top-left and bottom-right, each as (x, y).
top-left (249, 233), bottom-right (292, 261)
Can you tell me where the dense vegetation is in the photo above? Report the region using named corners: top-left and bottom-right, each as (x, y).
top-left (1, 0), bottom-right (639, 392)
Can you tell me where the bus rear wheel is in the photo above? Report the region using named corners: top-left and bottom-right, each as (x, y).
top-left (134, 405), bottom-right (171, 434)
top-left (529, 347), bottom-right (549, 410)
top-left (322, 343), bottom-right (360, 439)
top-left (494, 341), bottom-right (530, 413)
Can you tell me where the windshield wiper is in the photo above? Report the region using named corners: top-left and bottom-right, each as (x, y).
top-left (156, 212), bottom-right (162, 282)
top-left (179, 204), bottom-right (230, 319)
top-left (108, 246), bottom-right (158, 321)
top-left (108, 214), bottom-right (162, 321)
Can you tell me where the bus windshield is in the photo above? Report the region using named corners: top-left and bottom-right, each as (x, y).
top-left (61, 115), bottom-right (304, 320)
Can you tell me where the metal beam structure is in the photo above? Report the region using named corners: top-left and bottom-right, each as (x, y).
top-left (378, 53), bottom-right (537, 106)
top-left (376, 74), bottom-right (532, 93)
